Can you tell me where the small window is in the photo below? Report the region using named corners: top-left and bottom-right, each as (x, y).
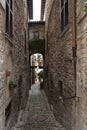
top-left (5, 101), bottom-right (12, 122)
top-left (34, 31), bottom-right (39, 39)
top-left (65, 1), bottom-right (68, 26)
top-left (24, 30), bottom-right (27, 54)
top-left (61, 0), bottom-right (68, 31)
top-left (59, 81), bottom-right (63, 97)
top-left (61, 0), bottom-right (64, 7)
top-left (61, 9), bottom-right (64, 31)
top-left (10, 0), bottom-right (12, 10)
top-left (6, 0), bottom-right (13, 37)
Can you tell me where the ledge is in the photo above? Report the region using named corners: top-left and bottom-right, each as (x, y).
top-left (61, 25), bottom-right (70, 37)
top-left (77, 13), bottom-right (87, 24)
top-left (4, 33), bottom-right (14, 47)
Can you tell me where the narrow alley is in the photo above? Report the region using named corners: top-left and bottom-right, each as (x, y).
top-left (11, 83), bottom-right (65, 130)
top-left (1, 0), bottom-right (87, 130)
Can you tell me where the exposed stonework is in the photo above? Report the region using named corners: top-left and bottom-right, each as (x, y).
top-left (29, 21), bottom-right (45, 41)
top-left (0, 3), bottom-right (7, 130)
top-left (1, 0), bottom-right (87, 130)
top-left (76, 1), bottom-right (87, 130)
top-left (0, 1), bottom-right (29, 130)
top-left (44, 0), bottom-right (87, 130)
top-left (45, 0), bottom-right (75, 129)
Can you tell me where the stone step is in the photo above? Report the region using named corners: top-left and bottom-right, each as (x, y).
top-left (12, 122), bottom-right (65, 130)
top-left (11, 84), bottom-right (66, 130)
top-left (12, 125), bottom-right (65, 130)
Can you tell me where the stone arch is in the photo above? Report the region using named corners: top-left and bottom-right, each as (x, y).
top-left (30, 53), bottom-right (43, 66)
top-left (29, 38), bottom-right (45, 56)
top-left (30, 53), bottom-right (43, 85)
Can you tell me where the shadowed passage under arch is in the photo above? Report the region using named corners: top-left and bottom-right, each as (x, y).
top-left (29, 39), bottom-right (45, 56)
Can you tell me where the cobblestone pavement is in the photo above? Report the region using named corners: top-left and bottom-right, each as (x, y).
top-left (12, 83), bottom-right (65, 130)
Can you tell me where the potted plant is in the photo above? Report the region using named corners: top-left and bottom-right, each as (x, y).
top-left (9, 80), bottom-right (17, 90)
top-left (38, 71), bottom-right (43, 81)
top-left (38, 71), bottom-right (44, 89)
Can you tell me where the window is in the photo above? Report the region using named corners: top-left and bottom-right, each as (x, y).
top-left (59, 81), bottom-right (63, 97)
top-left (34, 31), bottom-right (39, 39)
top-left (61, 0), bottom-right (68, 31)
top-left (24, 30), bottom-right (27, 54)
top-left (5, 101), bottom-right (12, 122)
top-left (6, 0), bottom-right (13, 37)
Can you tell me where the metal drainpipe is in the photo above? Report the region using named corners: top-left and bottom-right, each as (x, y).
top-left (72, 0), bottom-right (77, 97)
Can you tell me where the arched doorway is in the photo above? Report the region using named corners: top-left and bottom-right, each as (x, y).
top-left (29, 38), bottom-right (45, 88)
top-left (30, 53), bottom-right (43, 85)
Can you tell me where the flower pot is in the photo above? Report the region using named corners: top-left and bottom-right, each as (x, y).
top-left (9, 80), bottom-right (17, 90)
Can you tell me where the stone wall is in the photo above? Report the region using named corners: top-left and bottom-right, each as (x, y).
top-left (76, 1), bottom-right (87, 130)
top-left (29, 22), bottom-right (45, 40)
top-left (0, 3), bottom-right (6, 130)
top-left (0, 0), bottom-right (29, 130)
top-left (44, 0), bottom-right (76, 130)
top-left (45, 0), bottom-right (87, 129)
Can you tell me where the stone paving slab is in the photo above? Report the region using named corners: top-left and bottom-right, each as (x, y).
top-left (11, 83), bottom-right (65, 130)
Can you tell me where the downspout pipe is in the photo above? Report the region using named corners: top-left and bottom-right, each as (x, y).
top-left (72, 0), bottom-right (77, 97)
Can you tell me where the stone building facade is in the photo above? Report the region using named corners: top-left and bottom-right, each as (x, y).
top-left (0, 0), bottom-right (29, 130)
top-left (44, 0), bottom-right (87, 130)
top-left (76, 1), bottom-right (87, 130)
top-left (29, 21), bottom-right (45, 41)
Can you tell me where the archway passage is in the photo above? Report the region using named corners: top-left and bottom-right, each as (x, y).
top-left (29, 38), bottom-right (45, 87)
top-left (29, 39), bottom-right (45, 56)
top-left (30, 53), bottom-right (43, 86)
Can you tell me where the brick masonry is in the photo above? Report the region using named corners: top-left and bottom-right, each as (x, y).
top-left (0, 1), bottom-right (29, 130)
top-left (44, 0), bottom-right (87, 130)
top-left (76, 1), bottom-right (87, 130)
top-left (29, 22), bottom-right (45, 40)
